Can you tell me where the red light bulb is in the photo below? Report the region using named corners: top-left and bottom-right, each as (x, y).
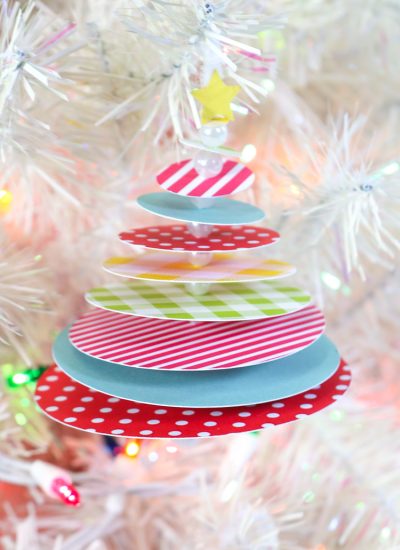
top-left (51, 477), bottom-right (80, 507)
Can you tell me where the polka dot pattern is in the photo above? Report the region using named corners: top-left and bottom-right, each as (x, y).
top-left (119, 225), bottom-right (279, 253)
top-left (35, 362), bottom-right (351, 439)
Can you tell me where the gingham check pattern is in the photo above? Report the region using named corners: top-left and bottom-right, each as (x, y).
top-left (85, 280), bottom-right (311, 321)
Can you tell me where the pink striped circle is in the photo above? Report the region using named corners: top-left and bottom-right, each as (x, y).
top-left (69, 305), bottom-right (325, 371)
top-left (157, 159), bottom-right (254, 198)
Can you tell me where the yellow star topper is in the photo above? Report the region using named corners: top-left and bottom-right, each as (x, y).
top-left (192, 70), bottom-right (240, 125)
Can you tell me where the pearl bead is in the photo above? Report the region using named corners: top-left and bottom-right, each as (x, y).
top-left (193, 150), bottom-right (223, 177)
top-left (199, 124), bottom-right (228, 147)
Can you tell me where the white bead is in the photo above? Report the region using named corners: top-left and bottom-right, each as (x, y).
top-left (193, 150), bottom-right (223, 177)
top-left (200, 124), bottom-right (228, 147)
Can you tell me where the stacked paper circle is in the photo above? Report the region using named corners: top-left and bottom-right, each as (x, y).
top-left (35, 160), bottom-right (351, 439)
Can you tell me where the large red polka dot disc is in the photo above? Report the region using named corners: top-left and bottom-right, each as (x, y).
top-left (119, 225), bottom-right (279, 253)
top-left (35, 361), bottom-right (351, 439)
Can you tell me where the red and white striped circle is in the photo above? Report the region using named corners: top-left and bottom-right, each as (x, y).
top-left (35, 361), bottom-right (351, 439)
top-left (69, 305), bottom-right (325, 371)
top-left (156, 159), bottom-right (254, 198)
top-left (119, 224), bottom-right (279, 253)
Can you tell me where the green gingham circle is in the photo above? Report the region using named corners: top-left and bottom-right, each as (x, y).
top-left (85, 280), bottom-right (311, 322)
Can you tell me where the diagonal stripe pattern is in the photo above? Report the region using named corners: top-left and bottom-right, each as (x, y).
top-left (69, 305), bottom-right (325, 370)
top-left (157, 159), bottom-right (255, 198)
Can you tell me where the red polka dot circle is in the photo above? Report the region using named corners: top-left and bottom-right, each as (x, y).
top-left (119, 224), bottom-right (279, 253)
top-left (35, 361), bottom-right (351, 439)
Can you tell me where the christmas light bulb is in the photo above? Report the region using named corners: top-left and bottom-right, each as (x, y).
top-left (0, 189), bottom-right (13, 214)
top-left (31, 460), bottom-right (81, 507)
top-left (124, 439), bottom-right (141, 458)
top-left (50, 477), bottom-right (80, 507)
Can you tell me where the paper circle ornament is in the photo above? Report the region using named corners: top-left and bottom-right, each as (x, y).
top-left (119, 224), bottom-right (279, 253)
top-left (137, 193), bottom-right (264, 225)
top-left (69, 305), bottom-right (325, 371)
top-left (85, 280), bottom-right (312, 322)
top-left (156, 159), bottom-right (255, 198)
top-left (54, 330), bottom-right (340, 408)
top-left (35, 361), bottom-right (351, 438)
top-left (103, 252), bottom-right (295, 284)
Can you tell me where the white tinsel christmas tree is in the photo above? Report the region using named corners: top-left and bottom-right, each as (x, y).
top-left (0, 1), bottom-right (399, 549)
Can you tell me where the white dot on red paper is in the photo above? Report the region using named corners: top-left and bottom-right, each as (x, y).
top-left (182, 410), bottom-right (195, 416)
top-left (343, 365), bottom-right (350, 371)
top-left (336, 385), bottom-right (348, 390)
top-left (73, 407), bottom-right (85, 413)
top-left (248, 241), bottom-right (260, 244)
top-left (119, 418), bottom-right (132, 424)
top-left (55, 396), bottom-right (67, 402)
top-left (147, 419), bottom-right (160, 425)
top-left (296, 414), bottom-right (308, 419)
top-left (272, 403), bottom-right (285, 408)
top-left (107, 397), bottom-right (120, 403)
top-left (300, 404), bottom-right (313, 409)
top-left (127, 408), bottom-right (140, 414)
top-left (238, 412), bottom-right (251, 417)
top-left (35, 396), bottom-right (42, 401)
top-left (261, 423), bottom-right (275, 428)
top-left (46, 406), bottom-right (59, 412)
top-left (111, 429), bottom-right (125, 435)
top-left (81, 396), bottom-right (94, 402)
top-left (63, 386), bottom-right (75, 392)
top-left (86, 429), bottom-right (97, 433)
top-left (197, 432), bottom-right (210, 437)
top-left (210, 411), bottom-right (223, 417)
top-left (139, 430), bottom-right (153, 436)
top-left (340, 375), bottom-right (351, 381)
top-left (304, 393), bottom-right (317, 399)
top-left (46, 376), bottom-right (58, 382)
top-left (100, 408), bottom-right (112, 413)
top-left (204, 421), bottom-right (217, 427)
top-left (168, 431), bottom-right (182, 437)
top-left (155, 409), bottom-right (167, 415)
top-left (232, 422), bottom-right (246, 428)
top-left (175, 420), bottom-right (188, 426)
top-left (91, 418), bottom-right (104, 424)
top-left (38, 385), bottom-right (50, 391)
top-left (64, 417), bottom-right (77, 423)
top-left (332, 395), bottom-right (341, 400)
top-left (266, 413), bottom-right (280, 418)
